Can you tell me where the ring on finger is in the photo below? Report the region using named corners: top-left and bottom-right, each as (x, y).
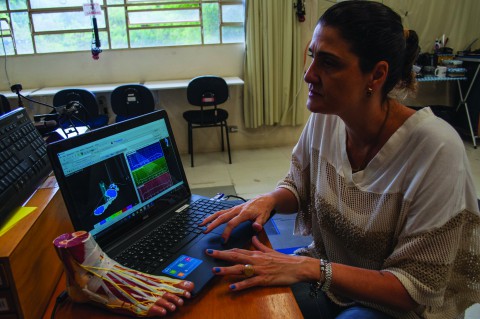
top-left (243, 264), bottom-right (255, 277)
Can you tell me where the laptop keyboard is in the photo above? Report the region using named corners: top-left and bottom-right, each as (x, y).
top-left (115, 198), bottom-right (238, 273)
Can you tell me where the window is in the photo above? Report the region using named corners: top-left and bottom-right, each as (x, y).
top-left (0, 0), bottom-right (244, 55)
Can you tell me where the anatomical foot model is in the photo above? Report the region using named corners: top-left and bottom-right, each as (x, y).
top-left (53, 231), bottom-right (194, 317)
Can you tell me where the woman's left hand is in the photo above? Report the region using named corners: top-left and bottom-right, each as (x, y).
top-left (205, 236), bottom-right (317, 291)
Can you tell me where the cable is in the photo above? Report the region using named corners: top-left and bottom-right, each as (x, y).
top-left (223, 194), bottom-right (247, 202)
top-left (12, 85), bottom-right (90, 128)
top-left (90, 1), bottom-right (102, 60)
top-left (50, 290), bottom-right (68, 319)
top-left (17, 91), bottom-right (55, 109)
top-left (13, 85), bottom-right (91, 137)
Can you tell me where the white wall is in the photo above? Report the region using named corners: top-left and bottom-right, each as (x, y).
top-left (0, 44), bottom-right (244, 89)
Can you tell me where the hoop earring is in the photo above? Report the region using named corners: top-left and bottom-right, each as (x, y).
top-left (366, 87), bottom-right (373, 97)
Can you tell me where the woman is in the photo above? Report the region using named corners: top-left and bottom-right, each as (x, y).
top-left (200, 1), bottom-right (480, 319)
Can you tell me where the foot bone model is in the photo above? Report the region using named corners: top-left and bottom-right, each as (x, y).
top-left (53, 231), bottom-right (194, 317)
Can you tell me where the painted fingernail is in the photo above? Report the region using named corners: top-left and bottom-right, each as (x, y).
top-left (206, 249), bottom-right (213, 254)
top-left (230, 284), bottom-right (236, 290)
top-left (214, 267), bottom-right (221, 273)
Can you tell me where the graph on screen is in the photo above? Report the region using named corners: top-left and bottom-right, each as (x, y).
top-left (127, 143), bottom-right (173, 201)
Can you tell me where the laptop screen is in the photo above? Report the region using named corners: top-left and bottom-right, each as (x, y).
top-left (47, 110), bottom-right (191, 242)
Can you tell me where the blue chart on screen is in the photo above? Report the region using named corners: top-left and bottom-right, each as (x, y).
top-left (127, 143), bottom-right (173, 201)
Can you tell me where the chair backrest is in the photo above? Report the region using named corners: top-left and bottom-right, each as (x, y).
top-left (0, 94), bottom-right (11, 115)
top-left (110, 84), bottom-right (155, 119)
top-left (187, 76), bottom-right (229, 107)
top-left (53, 89), bottom-right (100, 123)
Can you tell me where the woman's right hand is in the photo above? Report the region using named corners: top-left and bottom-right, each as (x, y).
top-left (199, 194), bottom-right (277, 243)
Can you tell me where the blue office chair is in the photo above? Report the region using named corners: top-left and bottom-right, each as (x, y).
top-left (52, 89), bottom-right (109, 129)
top-left (110, 84), bottom-right (155, 122)
top-left (0, 94), bottom-right (11, 115)
top-left (184, 75), bottom-right (231, 167)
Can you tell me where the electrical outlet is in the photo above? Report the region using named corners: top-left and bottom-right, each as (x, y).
top-left (97, 95), bottom-right (108, 115)
top-left (229, 126), bottom-right (238, 133)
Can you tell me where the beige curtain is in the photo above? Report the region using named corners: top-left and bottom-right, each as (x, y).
top-left (243, 0), bottom-right (305, 128)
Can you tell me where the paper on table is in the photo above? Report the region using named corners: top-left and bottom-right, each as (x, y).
top-left (0, 207), bottom-right (37, 237)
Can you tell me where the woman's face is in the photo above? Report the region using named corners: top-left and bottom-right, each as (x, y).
top-left (304, 24), bottom-right (371, 115)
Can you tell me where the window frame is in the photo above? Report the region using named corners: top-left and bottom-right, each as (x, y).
top-left (0, 0), bottom-right (244, 56)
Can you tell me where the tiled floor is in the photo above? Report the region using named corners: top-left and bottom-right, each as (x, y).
top-left (182, 141), bottom-right (480, 318)
top-left (182, 142), bottom-right (480, 199)
top-left (182, 146), bottom-right (294, 200)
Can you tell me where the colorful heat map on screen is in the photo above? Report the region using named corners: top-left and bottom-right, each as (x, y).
top-left (127, 143), bottom-right (173, 201)
top-left (93, 182), bottom-right (120, 216)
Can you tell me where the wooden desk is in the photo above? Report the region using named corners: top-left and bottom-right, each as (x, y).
top-left (42, 230), bottom-right (303, 319)
top-left (0, 176), bottom-right (74, 319)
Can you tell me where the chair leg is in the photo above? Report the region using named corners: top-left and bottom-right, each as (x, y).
top-left (188, 124), bottom-right (194, 167)
top-left (224, 121), bottom-right (232, 164)
top-left (188, 123), bottom-right (192, 154)
top-left (220, 124), bottom-right (225, 152)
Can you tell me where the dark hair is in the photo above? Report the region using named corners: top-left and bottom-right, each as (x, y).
top-left (319, 1), bottom-right (420, 99)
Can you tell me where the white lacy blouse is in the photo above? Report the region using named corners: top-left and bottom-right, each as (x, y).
top-left (277, 108), bottom-right (480, 319)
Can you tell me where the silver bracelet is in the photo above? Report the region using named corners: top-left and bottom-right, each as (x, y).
top-left (309, 259), bottom-right (329, 298)
top-left (321, 260), bottom-right (332, 292)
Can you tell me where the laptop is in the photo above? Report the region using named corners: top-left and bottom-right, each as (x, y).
top-left (47, 109), bottom-right (255, 295)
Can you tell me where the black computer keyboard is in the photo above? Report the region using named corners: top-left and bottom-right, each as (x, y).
top-left (0, 108), bottom-right (51, 226)
top-left (115, 199), bottom-right (238, 273)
